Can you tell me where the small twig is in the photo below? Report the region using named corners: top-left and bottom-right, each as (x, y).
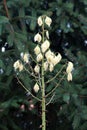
top-left (16, 76), bottom-right (42, 102)
top-left (46, 64), bottom-right (66, 84)
top-left (46, 93), bottom-right (55, 106)
top-left (23, 66), bottom-right (38, 79)
top-left (45, 73), bottom-right (66, 98)
top-left (3, 0), bottom-right (10, 19)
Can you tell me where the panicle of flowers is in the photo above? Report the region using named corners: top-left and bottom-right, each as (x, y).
top-left (34, 15), bottom-right (62, 72)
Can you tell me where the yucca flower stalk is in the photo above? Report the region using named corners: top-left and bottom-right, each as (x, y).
top-left (13, 15), bottom-right (74, 130)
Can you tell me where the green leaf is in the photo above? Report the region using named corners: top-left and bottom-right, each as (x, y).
top-left (0, 60), bottom-right (5, 69)
top-left (72, 115), bottom-right (81, 129)
top-left (0, 16), bottom-right (9, 24)
top-left (7, 34), bottom-right (14, 47)
top-left (63, 93), bottom-right (70, 103)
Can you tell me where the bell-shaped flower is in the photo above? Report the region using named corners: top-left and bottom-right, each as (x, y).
top-left (23, 53), bottom-right (29, 63)
top-left (45, 16), bottom-right (52, 27)
top-left (34, 33), bottom-right (42, 43)
top-left (41, 40), bottom-right (50, 53)
top-left (33, 83), bottom-right (39, 93)
top-left (53, 53), bottom-right (62, 66)
top-left (34, 64), bottom-right (40, 73)
top-left (45, 50), bottom-right (55, 64)
top-left (46, 31), bottom-right (49, 39)
top-left (34, 45), bottom-right (40, 55)
top-left (43, 61), bottom-right (48, 71)
top-left (66, 61), bottom-right (73, 74)
top-left (37, 16), bottom-right (43, 26)
top-left (36, 53), bottom-right (43, 62)
top-left (13, 60), bottom-right (23, 71)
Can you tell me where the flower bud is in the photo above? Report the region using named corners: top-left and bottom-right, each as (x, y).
top-left (36, 53), bottom-right (43, 62)
top-left (34, 45), bottom-right (40, 55)
top-left (34, 64), bottom-right (40, 73)
top-left (66, 62), bottom-right (73, 73)
top-left (41, 40), bottom-right (50, 53)
top-left (33, 83), bottom-right (39, 93)
top-left (23, 53), bottom-right (29, 63)
top-left (46, 31), bottom-right (49, 39)
top-left (43, 61), bottom-right (48, 71)
top-left (67, 73), bottom-right (72, 81)
top-left (45, 16), bottom-right (52, 27)
top-left (34, 33), bottom-right (42, 43)
top-left (37, 16), bottom-right (43, 26)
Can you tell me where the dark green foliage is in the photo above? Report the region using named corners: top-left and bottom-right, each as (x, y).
top-left (0, 0), bottom-right (87, 129)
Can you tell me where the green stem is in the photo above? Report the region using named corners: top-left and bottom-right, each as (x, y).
top-left (41, 59), bottom-right (46, 130)
top-left (41, 20), bottom-right (46, 130)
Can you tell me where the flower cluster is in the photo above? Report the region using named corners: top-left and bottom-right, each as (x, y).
top-left (34, 15), bottom-right (62, 74)
top-left (33, 15), bottom-right (62, 92)
top-left (13, 53), bottom-right (29, 71)
top-left (66, 61), bottom-right (73, 81)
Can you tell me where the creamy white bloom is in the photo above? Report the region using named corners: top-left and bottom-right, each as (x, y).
top-left (33, 83), bottom-right (39, 93)
top-left (67, 73), bottom-right (72, 81)
top-left (41, 40), bottom-right (50, 53)
top-left (13, 60), bottom-right (20, 70)
top-left (34, 45), bottom-right (40, 55)
top-left (13, 60), bottom-right (23, 71)
top-left (43, 61), bottom-right (48, 71)
top-left (53, 53), bottom-right (62, 66)
top-left (45, 50), bottom-right (55, 64)
top-left (19, 63), bottom-right (24, 71)
top-left (45, 50), bottom-right (52, 58)
top-left (45, 16), bottom-right (52, 27)
top-left (66, 61), bottom-right (73, 73)
top-left (34, 64), bottom-right (40, 73)
top-left (46, 31), bottom-right (49, 39)
top-left (34, 33), bottom-right (42, 43)
top-left (49, 63), bottom-right (54, 72)
top-left (36, 53), bottom-right (43, 62)
top-left (37, 16), bottom-right (43, 26)
top-left (23, 53), bottom-right (29, 63)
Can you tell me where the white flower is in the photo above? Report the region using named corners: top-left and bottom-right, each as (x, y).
top-left (53, 53), bottom-right (62, 66)
top-left (45, 16), bottom-right (52, 27)
top-left (46, 31), bottom-right (49, 39)
top-left (34, 45), bottom-right (40, 55)
top-left (43, 61), bottom-right (48, 71)
top-left (19, 63), bottom-right (24, 72)
top-left (41, 40), bottom-right (50, 53)
top-left (45, 50), bottom-right (55, 64)
top-left (67, 73), bottom-right (72, 81)
top-left (13, 60), bottom-right (23, 71)
top-left (49, 63), bottom-right (54, 72)
top-left (33, 83), bottom-right (39, 93)
top-left (23, 53), bottom-right (29, 63)
top-left (34, 33), bottom-right (42, 43)
top-left (36, 53), bottom-right (43, 62)
top-left (37, 16), bottom-right (43, 26)
top-left (66, 61), bottom-right (73, 74)
top-left (34, 64), bottom-right (40, 73)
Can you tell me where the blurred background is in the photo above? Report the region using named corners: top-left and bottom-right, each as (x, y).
top-left (0, 0), bottom-right (87, 130)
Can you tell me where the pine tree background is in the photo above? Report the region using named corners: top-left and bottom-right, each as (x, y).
top-left (0, 0), bottom-right (87, 130)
